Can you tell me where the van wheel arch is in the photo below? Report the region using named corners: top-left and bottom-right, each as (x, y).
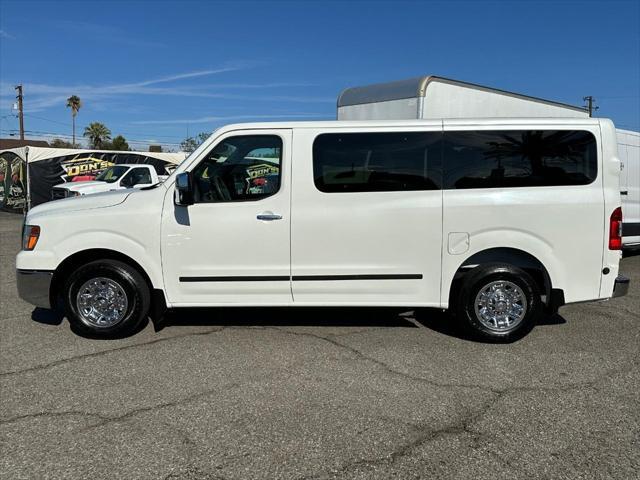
top-left (449, 247), bottom-right (562, 313)
top-left (51, 249), bottom-right (166, 319)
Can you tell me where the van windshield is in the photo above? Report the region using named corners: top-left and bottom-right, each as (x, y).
top-left (95, 166), bottom-right (129, 183)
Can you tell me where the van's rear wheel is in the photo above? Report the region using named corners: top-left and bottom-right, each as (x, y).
top-left (456, 264), bottom-right (541, 342)
top-left (64, 259), bottom-right (150, 338)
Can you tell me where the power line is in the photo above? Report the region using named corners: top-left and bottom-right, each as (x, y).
top-left (594, 95), bottom-right (640, 100)
top-left (22, 113), bottom-right (186, 140)
top-left (7, 128), bottom-right (182, 146)
top-left (24, 113), bottom-right (70, 127)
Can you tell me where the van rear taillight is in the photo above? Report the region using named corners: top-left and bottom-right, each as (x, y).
top-left (609, 207), bottom-right (623, 250)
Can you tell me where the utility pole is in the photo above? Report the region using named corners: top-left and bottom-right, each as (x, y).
top-left (583, 96), bottom-right (598, 117)
top-left (15, 84), bottom-right (24, 140)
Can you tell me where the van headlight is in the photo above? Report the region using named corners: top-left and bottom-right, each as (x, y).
top-left (22, 225), bottom-right (41, 251)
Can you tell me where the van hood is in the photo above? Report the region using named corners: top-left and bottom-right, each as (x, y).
top-left (55, 181), bottom-right (113, 192)
top-left (28, 190), bottom-right (131, 219)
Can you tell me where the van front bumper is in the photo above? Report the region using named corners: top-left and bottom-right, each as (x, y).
top-left (612, 275), bottom-right (630, 298)
top-left (16, 269), bottom-right (53, 309)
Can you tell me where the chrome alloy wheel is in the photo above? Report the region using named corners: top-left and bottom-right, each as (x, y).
top-left (474, 280), bottom-right (527, 332)
top-left (76, 277), bottom-right (128, 328)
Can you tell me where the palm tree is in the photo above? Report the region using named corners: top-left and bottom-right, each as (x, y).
top-left (66, 95), bottom-right (82, 146)
top-left (83, 122), bottom-right (112, 149)
top-left (483, 131), bottom-right (587, 177)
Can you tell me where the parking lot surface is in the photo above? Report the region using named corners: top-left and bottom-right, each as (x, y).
top-left (1, 211), bottom-right (638, 479)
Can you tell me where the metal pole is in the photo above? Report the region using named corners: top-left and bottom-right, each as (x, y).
top-left (24, 146), bottom-right (30, 214)
top-left (583, 96), bottom-right (598, 117)
top-left (15, 85), bottom-right (25, 140)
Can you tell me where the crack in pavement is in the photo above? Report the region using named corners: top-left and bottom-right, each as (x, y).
top-left (299, 370), bottom-right (623, 480)
top-left (162, 465), bottom-right (229, 480)
top-left (0, 410), bottom-right (108, 426)
top-left (327, 326), bottom-right (407, 338)
top-left (2, 320), bottom-right (636, 472)
top-left (265, 326), bottom-right (638, 396)
top-left (78, 381), bottom-right (241, 433)
top-left (0, 325), bottom-right (392, 379)
top-left (0, 309), bottom-right (457, 380)
top-left (0, 326), bottom-right (227, 378)
top-left (300, 393), bottom-right (502, 480)
top-left (1, 381), bottom-right (241, 431)
top-left (265, 328), bottom-right (636, 479)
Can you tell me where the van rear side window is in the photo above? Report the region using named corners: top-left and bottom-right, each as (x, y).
top-left (313, 132), bottom-right (442, 193)
top-left (443, 130), bottom-right (597, 189)
top-left (313, 130), bottom-right (597, 193)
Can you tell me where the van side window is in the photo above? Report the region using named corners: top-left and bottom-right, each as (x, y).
top-left (313, 132), bottom-right (442, 193)
top-left (192, 135), bottom-right (282, 203)
top-left (443, 130), bottom-right (597, 189)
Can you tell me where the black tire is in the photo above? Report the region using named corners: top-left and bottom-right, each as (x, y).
top-left (455, 263), bottom-right (542, 342)
top-left (63, 259), bottom-right (150, 338)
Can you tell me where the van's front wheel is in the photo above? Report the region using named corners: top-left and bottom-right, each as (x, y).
top-left (64, 259), bottom-right (150, 338)
top-left (456, 264), bottom-right (542, 342)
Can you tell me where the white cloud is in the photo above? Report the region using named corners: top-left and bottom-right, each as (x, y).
top-left (0, 65), bottom-right (255, 112)
top-left (0, 67), bottom-right (332, 114)
top-left (0, 66), bottom-right (248, 96)
top-left (0, 30), bottom-right (15, 40)
top-left (121, 68), bottom-right (246, 88)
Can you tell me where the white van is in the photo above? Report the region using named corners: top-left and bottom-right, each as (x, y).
top-left (16, 118), bottom-right (628, 341)
top-left (617, 129), bottom-right (640, 248)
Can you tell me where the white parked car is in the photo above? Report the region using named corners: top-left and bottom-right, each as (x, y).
top-left (17, 118), bottom-right (629, 341)
top-left (51, 164), bottom-right (166, 199)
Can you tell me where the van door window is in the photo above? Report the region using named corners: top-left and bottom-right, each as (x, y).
top-left (192, 135), bottom-right (282, 203)
top-left (443, 130), bottom-right (597, 189)
top-left (313, 132), bottom-right (442, 193)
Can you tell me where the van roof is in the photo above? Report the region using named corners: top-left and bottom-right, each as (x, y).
top-left (218, 117), bottom-right (605, 132)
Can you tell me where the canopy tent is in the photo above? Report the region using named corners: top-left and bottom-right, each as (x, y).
top-left (0, 147), bottom-right (187, 213)
top-left (3, 146), bottom-right (186, 165)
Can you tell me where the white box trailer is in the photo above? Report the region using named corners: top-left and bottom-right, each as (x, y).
top-left (337, 75), bottom-right (639, 248)
top-left (337, 75), bottom-right (590, 121)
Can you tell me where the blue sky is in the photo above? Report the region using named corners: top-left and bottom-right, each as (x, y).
top-left (1, 0), bottom-right (638, 151)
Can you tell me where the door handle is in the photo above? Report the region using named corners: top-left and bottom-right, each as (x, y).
top-left (257, 212), bottom-right (283, 221)
top-left (620, 191), bottom-right (628, 196)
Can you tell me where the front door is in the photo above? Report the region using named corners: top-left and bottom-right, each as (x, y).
top-left (161, 129), bottom-right (292, 305)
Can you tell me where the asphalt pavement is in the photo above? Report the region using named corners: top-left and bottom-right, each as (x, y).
top-left (1, 211), bottom-right (638, 479)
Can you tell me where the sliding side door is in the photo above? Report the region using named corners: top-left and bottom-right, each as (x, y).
top-left (291, 125), bottom-right (443, 306)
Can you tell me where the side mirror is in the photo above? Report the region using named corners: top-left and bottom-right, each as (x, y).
top-left (120, 176), bottom-right (133, 188)
top-left (174, 172), bottom-right (194, 206)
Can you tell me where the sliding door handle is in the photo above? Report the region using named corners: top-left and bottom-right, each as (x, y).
top-left (257, 212), bottom-right (283, 221)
